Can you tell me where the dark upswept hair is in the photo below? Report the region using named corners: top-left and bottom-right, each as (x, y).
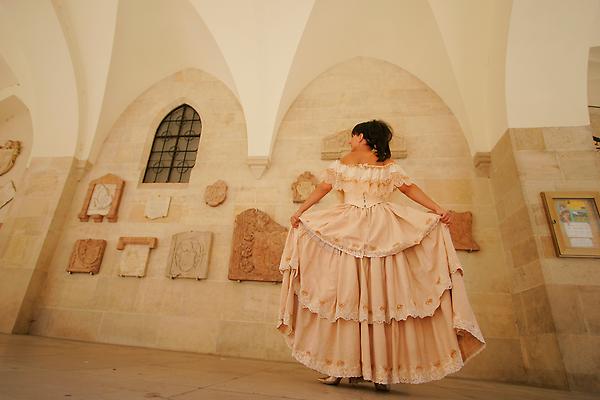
top-left (351, 119), bottom-right (393, 162)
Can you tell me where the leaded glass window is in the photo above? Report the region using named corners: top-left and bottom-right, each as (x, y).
top-left (143, 104), bottom-right (201, 183)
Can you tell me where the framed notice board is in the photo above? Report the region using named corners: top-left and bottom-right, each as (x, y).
top-left (540, 191), bottom-right (600, 258)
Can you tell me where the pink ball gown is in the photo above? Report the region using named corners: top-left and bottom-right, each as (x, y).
top-left (276, 159), bottom-right (486, 384)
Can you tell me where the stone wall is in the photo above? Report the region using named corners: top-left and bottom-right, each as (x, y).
top-left (490, 124), bottom-right (600, 392)
top-left (0, 156), bottom-right (82, 334)
top-left (24, 60), bottom-right (520, 382)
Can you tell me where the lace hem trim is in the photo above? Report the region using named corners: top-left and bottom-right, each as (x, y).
top-left (291, 215), bottom-right (444, 259)
top-left (455, 317), bottom-right (486, 344)
top-left (288, 348), bottom-right (465, 385)
top-left (279, 277), bottom-right (458, 324)
top-left (461, 338), bottom-right (487, 364)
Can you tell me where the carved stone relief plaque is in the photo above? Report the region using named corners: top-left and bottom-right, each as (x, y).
top-left (116, 237), bottom-right (158, 278)
top-left (144, 194), bottom-right (171, 220)
top-left (88, 183), bottom-right (117, 215)
top-left (292, 172), bottom-right (318, 203)
top-left (205, 179), bottom-right (227, 207)
top-left (0, 140), bottom-right (21, 176)
top-left (66, 239), bottom-right (107, 275)
top-left (78, 174), bottom-right (125, 222)
top-left (166, 231), bottom-right (212, 280)
top-left (448, 211), bottom-right (480, 252)
top-left (228, 208), bottom-right (287, 282)
top-left (321, 129), bottom-right (407, 160)
top-left (0, 180), bottom-right (16, 209)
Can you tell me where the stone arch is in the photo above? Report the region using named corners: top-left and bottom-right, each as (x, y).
top-left (94, 67), bottom-right (247, 186)
top-left (274, 56), bottom-right (470, 176)
top-left (90, 0), bottom-right (236, 165)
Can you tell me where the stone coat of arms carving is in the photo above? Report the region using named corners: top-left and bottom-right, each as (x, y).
top-left (0, 140), bottom-right (21, 176)
top-left (204, 180), bottom-right (228, 207)
top-left (66, 239), bottom-right (107, 275)
top-left (166, 231), bottom-right (212, 280)
top-left (292, 172), bottom-right (318, 203)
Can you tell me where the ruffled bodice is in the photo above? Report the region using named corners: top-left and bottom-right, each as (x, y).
top-left (319, 159), bottom-right (413, 199)
top-left (300, 159), bottom-right (436, 258)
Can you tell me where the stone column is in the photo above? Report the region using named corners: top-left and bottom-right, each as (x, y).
top-left (490, 125), bottom-right (600, 392)
top-left (0, 156), bottom-right (83, 334)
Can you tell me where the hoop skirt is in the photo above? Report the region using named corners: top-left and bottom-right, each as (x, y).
top-left (276, 160), bottom-right (486, 384)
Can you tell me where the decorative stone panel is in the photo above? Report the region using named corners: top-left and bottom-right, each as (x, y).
top-left (166, 231), bottom-right (212, 280)
top-left (66, 239), bottom-right (107, 275)
top-left (228, 208), bottom-right (287, 282)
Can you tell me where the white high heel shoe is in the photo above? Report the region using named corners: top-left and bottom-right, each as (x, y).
top-left (317, 376), bottom-right (341, 385)
top-left (373, 382), bottom-right (391, 391)
top-left (317, 376), bottom-right (365, 385)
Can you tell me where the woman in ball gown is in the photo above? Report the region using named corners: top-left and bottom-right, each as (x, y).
top-left (276, 120), bottom-right (486, 392)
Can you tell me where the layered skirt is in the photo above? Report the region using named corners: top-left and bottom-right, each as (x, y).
top-left (276, 202), bottom-right (486, 384)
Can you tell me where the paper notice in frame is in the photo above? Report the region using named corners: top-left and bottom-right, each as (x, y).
top-left (556, 199), bottom-right (597, 248)
top-left (563, 221), bottom-right (593, 248)
top-left (569, 237), bottom-right (593, 248)
top-left (541, 191), bottom-right (600, 258)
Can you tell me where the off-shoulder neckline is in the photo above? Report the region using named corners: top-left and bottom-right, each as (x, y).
top-left (337, 159), bottom-right (396, 168)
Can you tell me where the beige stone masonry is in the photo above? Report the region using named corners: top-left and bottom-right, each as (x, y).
top-left (0, 156), bottom-right (84, 334)
top-left (20, 61), bottom-right (521, 385)
top-left (490, 124), bottom-right (600, 392)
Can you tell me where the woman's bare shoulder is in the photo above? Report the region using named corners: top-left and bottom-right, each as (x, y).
top-left (340, 154), bottom-right (354, 164)
top-left (340, 153), bottom-right (394, 166)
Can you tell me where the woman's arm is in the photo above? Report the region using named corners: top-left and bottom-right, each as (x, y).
top-left (399, 183), bottom-right (452, 223)
top-left (290, 182), bottom-right (332, 227)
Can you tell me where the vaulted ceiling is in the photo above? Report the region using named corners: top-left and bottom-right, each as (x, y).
top-left (0, 0), bottom-right (599, 167)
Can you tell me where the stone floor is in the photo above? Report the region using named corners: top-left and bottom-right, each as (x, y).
top-left (0, 334), bottom-right (596, 400)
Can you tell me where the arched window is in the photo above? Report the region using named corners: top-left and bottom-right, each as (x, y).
top-left (143, 104), bottom-right (201, 183)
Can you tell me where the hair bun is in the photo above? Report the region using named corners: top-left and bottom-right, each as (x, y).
top-left (352, 119), bottom-right (393, 162)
